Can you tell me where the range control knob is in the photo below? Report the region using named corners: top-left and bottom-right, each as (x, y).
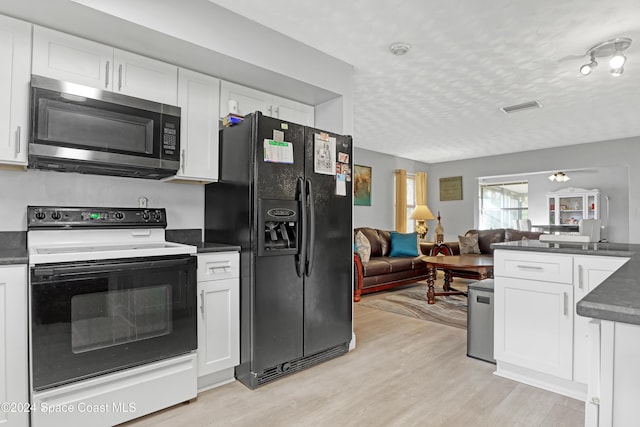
top-left (35, 211), bottom-right (46, 220)
top-left (114, 211), bottom-right (124, 220)
top-left (141, 211), bottom-right (150, 221)
top-left (152, 211), bottom-right (162, 221)
top-left (51, 212), bottom-right (61, 220)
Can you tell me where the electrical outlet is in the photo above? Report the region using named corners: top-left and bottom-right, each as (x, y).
top-left (138, 196), bottom-right (148, 208)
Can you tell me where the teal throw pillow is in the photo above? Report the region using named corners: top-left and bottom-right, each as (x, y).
top-left (389, 232), bottom-right (419, 257)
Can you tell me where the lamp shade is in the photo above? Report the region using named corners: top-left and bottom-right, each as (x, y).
top-left (409, 204), bottom-right (435, 220)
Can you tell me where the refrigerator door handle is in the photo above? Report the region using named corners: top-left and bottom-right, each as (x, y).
top-left (295, 177), bottom-right (306, 278)
top-left (305, 178), bottom-right (316, 277)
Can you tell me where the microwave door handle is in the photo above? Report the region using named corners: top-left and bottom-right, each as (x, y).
top-left (15, 126), bottom-right (21, 154)
top-left (105, 61), bottom-right (110, 88)
top-left (118, 64), bottom-right (123, 91)
top-left (181, 149), bottom-right (186, 173)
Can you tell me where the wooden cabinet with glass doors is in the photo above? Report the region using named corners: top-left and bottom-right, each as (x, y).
top-left (547, 187), bottom-right (599, 226)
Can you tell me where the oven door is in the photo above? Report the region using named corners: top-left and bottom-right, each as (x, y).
top-left (30, 254), bottom-right (196, 391)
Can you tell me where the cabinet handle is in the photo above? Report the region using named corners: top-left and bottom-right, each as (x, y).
top-left (267, 105), bottom-right (272, 116)
top-left (578, 265), bottom-right (584, 289)
top-left (15, 126), bottom-right (21, 154)
top-left (563, 292), bottom-right (569, 316)
top-left (105, 61), bottom-right (110, 88)
top-left (274, 106), bottom-right (279, 117)
top-left (516, 264), bottom-right (544, 271)
top-left (118, 64), bottom-right (123, 91)
top-left (200, 290), bottom-right (205, 316)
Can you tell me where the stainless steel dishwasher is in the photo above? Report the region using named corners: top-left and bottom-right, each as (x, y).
top-left (467, 279), bottom-right (495, 363)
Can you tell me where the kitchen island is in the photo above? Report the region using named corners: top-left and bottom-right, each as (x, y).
top-left (491, 240), bottom-right (640, 427)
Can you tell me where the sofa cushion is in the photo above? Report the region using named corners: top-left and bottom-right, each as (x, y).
top-left (389, 232), bottom-right (420, 257)
top-left (459, 234), bottom-right (480, 254)
top-left (362, 259), bottom-right (392, 276)
top-left (385, 256), bottom-right (415, 272)
top-left (379, 230), bottom-right (392, 256)
top-left (354, 230), bottom-right (371, 263)
top-left (505, 229), bottom-right (542, 241)
top-left (466, 229), bottom-right (505, 254)
top-left (358, 227), bottom-right (383, 257)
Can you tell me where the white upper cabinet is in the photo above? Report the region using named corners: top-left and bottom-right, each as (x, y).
top-left (220, 80), bottom-right (314, 126)
top-left (0, 15), bottom-right (31, 167)
top-left (32, 26), bottom-right (177, 105)
top-left (165, 68), bottom-right (220, 184)
top-left (113, 49), bottom-right (178, 105)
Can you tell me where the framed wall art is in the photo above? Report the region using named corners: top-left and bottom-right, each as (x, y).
top-left (353, 164), bottom-right (372, 206)
top-left (439, 176), bottom-right (463, 201)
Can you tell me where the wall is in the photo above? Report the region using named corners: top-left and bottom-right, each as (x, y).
top-left (0, 1), bottom-right (356, 233)
top-left (479, 166), bottom-right (629, 243)
top-left (426, 138), bottom-right (639, 243)
top-left (0, 170), bottom-right (203, 231)
top-left (352, 147), bottom-right (430, 230)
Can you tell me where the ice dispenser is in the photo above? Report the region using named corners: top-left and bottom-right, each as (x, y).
top-left (258, 199), bottom-right (299, 256)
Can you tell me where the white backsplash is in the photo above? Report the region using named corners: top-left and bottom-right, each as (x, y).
top-left (0, 169), bottom-right (204, 231)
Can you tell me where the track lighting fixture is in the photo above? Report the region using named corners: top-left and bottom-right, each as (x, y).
top-left (579, 37), bottom-right (632, 77)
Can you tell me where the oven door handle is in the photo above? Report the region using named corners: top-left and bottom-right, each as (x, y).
top-left (32, 256), bottom-right (193, 278)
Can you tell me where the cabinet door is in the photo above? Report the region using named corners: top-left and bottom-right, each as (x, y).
top-left (172, 68), bottom-right (220, 182)
top-left (494, 277), bottom-right (573, 379)
top-left (0, 265), bottom-right (28, 427)
top-left (0, 15), bottom-right (30, 166)
top-left (113, 49), bottom-right (178, 105)
top-left (220, 80), bottom-right (271, 118)
top-left (272, 94), bottom-right (314, 126)
top-left (32, 26), bottom-right (113, 90)
top-left (573, 256), bottom-right (629, 384)
top-left (197, 278), bottom-right (239, 376)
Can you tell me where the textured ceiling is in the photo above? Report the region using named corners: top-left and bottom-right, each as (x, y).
top-left (209, 0), bottom-right (640, 163)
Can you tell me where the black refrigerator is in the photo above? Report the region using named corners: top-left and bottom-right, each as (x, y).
top-left (205, 112), bottom-right (353, 388)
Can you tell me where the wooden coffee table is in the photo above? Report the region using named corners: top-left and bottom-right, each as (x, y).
top-left (420, 255), bottom-right (494, 304)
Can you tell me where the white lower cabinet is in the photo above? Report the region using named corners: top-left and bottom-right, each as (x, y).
top-left (196, 252), bottom-right (240, 391)
top-left (495, 277), bottom-right (574, 379)
top-left (586, 320), bottom-right (640, 427)
top-left (573, 256), bottom-right (629, 385)
top-left (0, 264), bottom-right (28, 427)
top-left (494, 250), bottom-right (629, 401)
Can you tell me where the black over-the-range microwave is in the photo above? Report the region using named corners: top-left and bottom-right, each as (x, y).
top-left (29, 75), bottom-right (181, 179)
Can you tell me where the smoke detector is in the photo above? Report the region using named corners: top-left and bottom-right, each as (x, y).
top-left (389, 42), bottom-right (411, 56)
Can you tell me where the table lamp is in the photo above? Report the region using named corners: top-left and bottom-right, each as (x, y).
top-left (410, 204), bottom-right (435, 240)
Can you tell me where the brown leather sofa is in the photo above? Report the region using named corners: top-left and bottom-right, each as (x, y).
top-left (420, 228), bottom-right (542, 281)
top-left (353, 227), bottom-right (430, 302)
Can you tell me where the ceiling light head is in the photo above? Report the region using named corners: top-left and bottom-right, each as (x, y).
top-left (389, 42), bottom-right (410, 56)
top-left (611, 67), bottom-right (624, 77)
top-left (580, 58), bottom-right (598, 75)
top-left (609, 53), bottom-right (627, 69)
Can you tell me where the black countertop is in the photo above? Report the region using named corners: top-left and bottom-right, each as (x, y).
top-left (492, 240), bottom-right (640, 325)
top-left (165, 229), bottom-right (240, 253)
top-left (0, 232), bottom-right (28, 265)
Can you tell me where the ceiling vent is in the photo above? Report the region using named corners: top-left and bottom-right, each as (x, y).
top-left (500, 100), bottom-right (542, 114)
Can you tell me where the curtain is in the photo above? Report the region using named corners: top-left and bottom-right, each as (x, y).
top-left (394, 169), bottom-right (407, 232)
top-left (415, 172), bottom-right (427, 206)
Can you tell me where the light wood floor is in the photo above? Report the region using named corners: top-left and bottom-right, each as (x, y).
top-left (123, 300), bottom-right (585, 427)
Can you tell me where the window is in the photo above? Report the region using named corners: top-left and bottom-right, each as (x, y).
top-left (406, 175), bottom-right (416, 231)
top-left (480, 181), bottom-right (528, 229)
